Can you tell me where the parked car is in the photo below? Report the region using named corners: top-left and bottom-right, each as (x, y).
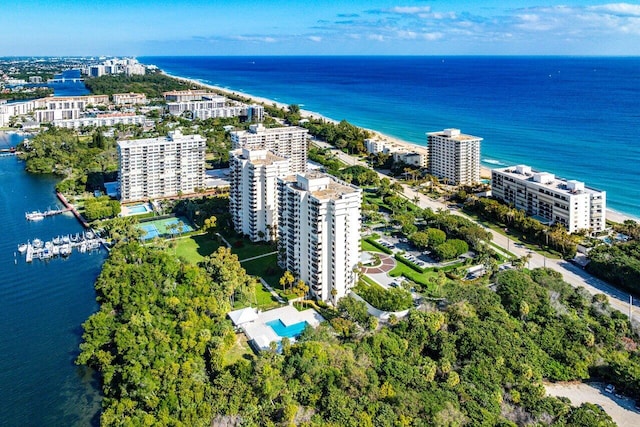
top-left (605, 384), bottom-right (615, 394)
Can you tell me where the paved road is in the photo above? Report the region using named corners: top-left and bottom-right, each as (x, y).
top-left (546, 382), bottom-right (640, 426)
top-left (311, 140), bottom-right (639, 318)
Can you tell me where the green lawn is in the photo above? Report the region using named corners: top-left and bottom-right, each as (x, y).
top-left (233, 282), bottom-right (281, 311)
top-left (223, 334), bottom-right (254, 366)
top-left (388, 261), bottom-right (438, 287)
top-left (241, 253), bottom-right (283, 287)
top-left (221, 233), bottom-right (278, 260)
top-left (362, 239), bottom-right (385, 253)
top-left (174, 233), bottom-right (221, 264)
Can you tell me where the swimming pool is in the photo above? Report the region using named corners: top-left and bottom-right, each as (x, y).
top-left (128, 204), bottom-right (150, 214)
top-left (266, 319), bottom-right (308, 338)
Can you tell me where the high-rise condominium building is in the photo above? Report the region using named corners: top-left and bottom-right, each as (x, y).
top-left (491, 165), bottom-right (606, 233)
top-left (229, 148), bottom-right (290, 242)
top-left (427, 128), bottom-right (482, 185)
top-left (231, 124), bottom-right (308, 173)
top-left (118, 130), bottom-right (205, 202)
top-left (277, 172), bottom-right (362, 303)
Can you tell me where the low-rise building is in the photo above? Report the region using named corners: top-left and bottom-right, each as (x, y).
top-left (491, 165), bottom-right (606, 233)
top-left (52, 113), bottom-right (146, 129)
top-left (365, 138), bottom-right (428, 167)
top-left (163, 90), bottom-right (213, 102)
top-left (113, 93), bottom-right (147, 106)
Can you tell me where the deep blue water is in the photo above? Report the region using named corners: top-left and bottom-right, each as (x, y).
top-left (140, 56), bottom-right (640, 218)
top-left (0, 132), bottom-right (103, 426)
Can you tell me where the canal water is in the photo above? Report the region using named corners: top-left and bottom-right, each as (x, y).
top-left (0, 130), bottom-right (104, 425)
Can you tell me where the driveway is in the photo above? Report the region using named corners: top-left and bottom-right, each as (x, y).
top-left (545, 382), bottom-right (640, 426)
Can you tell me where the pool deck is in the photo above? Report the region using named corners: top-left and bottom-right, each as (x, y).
top-left (120, 202), bottom-right (152, 217)
top-left (239, 305), bottom-right (324, 351)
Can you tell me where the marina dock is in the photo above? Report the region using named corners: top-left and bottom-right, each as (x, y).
top-left (18, 231), bottom-right (104, 262)
top-left (25, 207), bottom-right (72, 221)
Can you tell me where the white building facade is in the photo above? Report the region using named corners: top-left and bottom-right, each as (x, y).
top-left (0, 95), bottom-right (110, 126)
top-left (491, 165), bottom-right (606, 233)
top-left (117, 130), bottom-right (206, 203)
top-left (277, 172), bottom-right (362, 303)
top-left (229, 148), bottom-right (290, 242)
top-left (168, 98), bottom-right (264, 122)
top-left (427, 128), bottom-right (482, 185)
top-left (53, 113), bottom-right (146, 129)
top-left (113, 93), bottom-right (147, 106)
top-left (231, 124), bottom-right (308, 173)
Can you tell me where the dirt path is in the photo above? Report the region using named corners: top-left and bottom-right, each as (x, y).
top-left (545, 382), bottom-right (640, 426)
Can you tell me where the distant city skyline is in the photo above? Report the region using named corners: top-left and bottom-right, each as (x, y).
top-left (3, 0), bottom-right (640, 56)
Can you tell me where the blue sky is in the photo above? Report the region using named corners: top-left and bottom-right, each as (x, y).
top-left (4, 0), bottom-right (640, 56)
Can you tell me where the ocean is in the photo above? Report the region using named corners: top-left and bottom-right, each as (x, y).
top-left (140, 56), bottom-right (640, 219)
top-left (0, 76), bottom-right (104, 426)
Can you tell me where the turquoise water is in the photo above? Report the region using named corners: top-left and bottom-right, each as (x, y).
top-left (266, 319), bottom-right (308, 338)
top-left (0, 132), bottom-right (104, 425)
top-left (128, 204), bottom-right (149, 214)
top-left (141, 56), bottom-right (640, 219)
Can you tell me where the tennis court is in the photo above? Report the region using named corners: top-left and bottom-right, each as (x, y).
top-left (139, 223), bottom-right (161, 240)
top-left (138, 217), bottom-right (194, 240)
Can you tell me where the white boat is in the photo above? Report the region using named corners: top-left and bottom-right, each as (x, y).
top-left (32, 238), bottom-right (43, 249)
top-left (26, 211), bottom-right (44, 221)
top-left (60, 244), bottom-right (71, 257)
top-left (18, 243), bottom-right (28, 253)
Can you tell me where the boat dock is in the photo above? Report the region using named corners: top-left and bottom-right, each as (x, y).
top-left (18, 231), bottom-right (103, 262)
top-left (25, 207), bottom-right (72, 221)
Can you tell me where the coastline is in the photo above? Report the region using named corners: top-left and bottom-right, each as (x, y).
top-left (161, 72), bottom-right (637, 225)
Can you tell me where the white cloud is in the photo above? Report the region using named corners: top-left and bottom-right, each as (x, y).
top-left (397, 30), bottom-right (417, 39)
top-left (368, 34), bottom-right (385, 42)
top-left (308, 36), bottom-right (322, 42)
top-left (231, 35), bottom-right (277, 43)
top-left (422, 32), bottom-right (443, 41)
top-left (589, 3), bottom-right (640, 16)
top-left (389, 6), bottom-right (431, 15)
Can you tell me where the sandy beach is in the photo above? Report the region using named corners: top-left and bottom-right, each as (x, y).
top-left (165, 72), bottom-right (636, 225)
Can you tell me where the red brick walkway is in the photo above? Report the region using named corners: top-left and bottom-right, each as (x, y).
top-left (361, 253), bottom-right (396, 274)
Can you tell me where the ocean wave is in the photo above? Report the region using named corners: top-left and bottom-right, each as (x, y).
top-left (483, 159), bottom-right (506, 166)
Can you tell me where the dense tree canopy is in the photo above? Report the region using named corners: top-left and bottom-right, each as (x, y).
top-left (78, 240), bottom-right (639, 426)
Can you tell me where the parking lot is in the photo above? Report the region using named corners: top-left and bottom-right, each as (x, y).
top-left (376, 234), bottom-right (474, 270)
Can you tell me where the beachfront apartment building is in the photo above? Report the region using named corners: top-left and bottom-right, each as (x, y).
top-left (491, 165), bottom-right (606, 233)
top-left (277, 172), bottom-right (362, 303)
top-left (365, 138), bottom-right (429, 167)
top-left (117, 130), bottom-right (206, 203)
top-left (52, 113), bottom-right (146, 129)
top-left (427, 128), bottom-right (482, 185)
top-left (231, 124), bottom-right (308, 174)
top-left (229, 148), bottom-right (290, 242)
top-left (113, 93), bottom-right (147, 106)
top-left (167, 97), bottom-right (264, 122)
top-left (163, 90), bottom-right (213, 102)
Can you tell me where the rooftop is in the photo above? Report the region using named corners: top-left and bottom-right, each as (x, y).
top-left (494, 165), bottom-right (604, 196)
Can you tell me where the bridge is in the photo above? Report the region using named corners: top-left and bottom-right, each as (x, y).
top-left (47, 78), bottom-right (84, 83)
